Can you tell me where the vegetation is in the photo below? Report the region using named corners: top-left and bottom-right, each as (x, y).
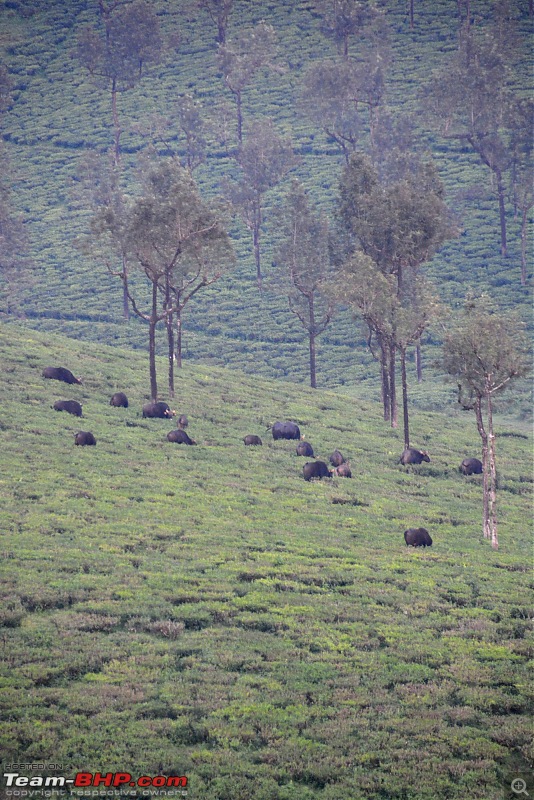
top-left (0, 323), bottom-right (532, 799)
top-left (0, 0), bottom-right (531, 413)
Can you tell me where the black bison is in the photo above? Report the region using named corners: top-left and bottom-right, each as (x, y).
top-left (329, 449), bottom-right (345, 467)
top-left (110, 392), bottom-right (128, 408)
top-left (272, 421), bottom-right (301, 440)
top-left (142, 401), bottom-right (175, 419)
top-left (404, 527), bottom-right (432, 547)
top-left (399, 448), bottom-right (430, 465)
top-left (75, 431), bottom-right (96, 446)
top-left (303, 460), bottom-right (331, 481)
top-left (296, 441), bottom-right (314, 457)
top-left (177, 414), bottom-right (188, 429)
top-left (42, 366), bottom-right (82, 385)
top-left (53, 399), bottom-right (82, 417)
top-left (167, 429), bottom-right (196, 445)
top-left (460, 457), bottom-right (483, 475)
top-left (244, 434), bottom-right (262, 446)
top-left (333, 462), bottom-right (352, 478)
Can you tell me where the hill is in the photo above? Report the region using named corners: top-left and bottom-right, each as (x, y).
top-left (0, 323), bottom-right (532, 799)
top-left (0, 0), bottom-right (532, 416)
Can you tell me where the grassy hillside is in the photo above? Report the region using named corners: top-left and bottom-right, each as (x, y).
top-left (0, 0), bottom-right (532, 413)
top-left (1, 322), bottom-right (532, 799)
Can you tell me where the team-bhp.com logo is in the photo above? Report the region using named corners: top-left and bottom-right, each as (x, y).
top-left (3, 772), bottom-right (188, 795)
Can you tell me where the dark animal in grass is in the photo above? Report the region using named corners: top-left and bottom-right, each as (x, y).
top-left (42, 366), bottom-right (82, 385)
top-left (303, 461), bottom-right (331, 481)
top-left (177, 414), bottom-right (188, 429)
top-left (244, 434), bottom-right (262, 446)
top-left (167, 429), bottom-right (196, 445)
top-left (333, 462), bottom-right (352, 478)
top-left (404, 528), bottom-right (432, 547)
top-left (110, 392), bottom-right (128, 408)
top-left (75, 431), bottom-right (96, 446)
top-left (460, 457), bottom-right (483, 475)
top-left (329, 449), bottom-right (345, 467)
top-left (142, 401), bottom-right (175, 419)
top-left (53, 399), bottom-right (83, 417)
top-left (296, 441), bottom-right (314, 457)
top-left (399, 448), bottom-right (430, 465)
top-left (272, 421), bottom-right (301, 440)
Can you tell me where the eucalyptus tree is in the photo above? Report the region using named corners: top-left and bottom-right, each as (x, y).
top-left (197, 0), bottom-right (233, 45)
top-left (422, 13), bottom-right (528, 257)
top-left (90, 158), bottom-right (233, 400)
top-left (507, 97), bottom-right (533, 285)
top-left (337, 152), bottom-right (453, 426)
top-left (76, 0), bottom-right (162, 164)
top-left (313, 0), bottom-right (380, 59)
top-left (225, 119), bottom-right (298, 290)
top-left (272, 180), bottom-right (335, 389)
top-left (217, 21), bottom-right (280, 145)
top-left (441, 298), bottom-right (530, 550)
top-left (300, 11), bottom-right (389, 158)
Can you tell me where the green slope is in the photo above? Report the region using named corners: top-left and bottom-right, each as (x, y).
top-left (0, 323), bottom-right (532, 799)
top-left (0, 0), bottom-right (532, 411)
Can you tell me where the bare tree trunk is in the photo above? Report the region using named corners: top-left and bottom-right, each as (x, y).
top-left (486, 384), bottom-right (498, 549)
top-left (415, 343), bottom-right (422, 382)
top-left (122, 254), bottom-right (129, 320)
top-left (166, 310), bottom-right (175, 398)
top-left (389, 343), bottom-right (397, 428)
top-left (111, 78), bottom-right (121, 165)
top-left (521, 205), bottom-right (529, 286)
top-left (380, 338), bottom-right (390, 422)
top-left (400, 347), bottom-right (410, 449)
top-left (253, 203), bottom-right (262, 290)
top-left (309, 295), bottom-right (317, 389)
top-left (149, 282), bottom-right (159, 403)
top-left (475, 397), bottom-right (490, 540)
top-left (409, 0), bottom-right (414, 28)
top-left (495, 167), bottom-right (507, 257)
top-left (236, 88), bottom-right (243, 145)
top-left (174, 305), bottom-right (183, 369)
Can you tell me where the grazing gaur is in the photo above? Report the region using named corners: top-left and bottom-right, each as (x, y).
top-left (75, 431), bottom-right (96, 446)
top-left (42, 366), bottom-right (82, 385)
top-left (272, 421), bottom-right (301, 441)
top-left (243, 434), bottom-right (262, 446)
top-left (53, 399), bottom-right (82, 417)
top-left (404, 527), bottom-right (432, 547)
top-left (167, 429), bottom-right (196, 445)
top-left (460, 457), bottom-right (483, 475)
top-left (329, 449), bottom-right (345, 467)
top-left (303, 460), bottom-right (331, 481)
top-left (296, 441), bottom-right (314, 457)
top-left (399, 448), bottom-right (430, 465)
top-left (333, 462), bottom-right (352, 478)
top-left (110, 392), bottom-right (128, 408)
top-left (177, 414), bottom-right (188, 429)
top-left (142, 401), bottom-right (176, 419)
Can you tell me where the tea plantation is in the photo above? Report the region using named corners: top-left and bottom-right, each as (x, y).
top-left (0, 323), bottom-right (532, 799)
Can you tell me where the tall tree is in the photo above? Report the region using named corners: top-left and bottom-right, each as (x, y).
top-left (337, 152), bottom-right (453, 427)
top-left (89, 158), bottom-right (233, 400)
top-left (272, 180), bottom-right (335, 388)
top-left (225, 119), bottom-right (298, 290)
top-left (507, 97), bottom-right (533, 285)
top-left (217, 22), bottom-right (280, 145)
top-left (313, 0), bottom-right (380, 59)
top-left (76, 0), bottom-right (162, 164)
top-left (422, 13), bottom-right (527, 257)
top-left (441, 298), bottom-right (530, 549)
top-left (197, 0), bottom-right (233, 45)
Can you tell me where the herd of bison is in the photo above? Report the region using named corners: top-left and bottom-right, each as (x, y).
top-left (42, 365), bottom-right (485, 550)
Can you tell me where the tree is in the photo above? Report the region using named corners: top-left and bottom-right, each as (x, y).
top-left (313, 0), bottom-right (380, 59)
top-left (337, 152), bottom-right (453, 426)
top-left (272, 180), bottom-right (335, 388)
top-left (90, 158), bottom-right (233, 400)
top-left (224, 119), bottom-right (298, 289)
top-left (332, 252), bottom-right (440, 447)
top-left (217, 22), bottom-right (280, 145)
top-left (422, 15), bottom-right (527, 257)
top-left (507, 97), bottom-right (533, 285)
top-left (197, 0), bottom-right (233, 45)
top-left (299, 13), bottom-right (389, 158)
top-left (76, 0), bottom-right (162, 164)
top-left (441, 298), bottom-right (530, 549)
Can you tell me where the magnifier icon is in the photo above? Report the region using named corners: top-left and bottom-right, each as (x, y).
top-left (512, 778), bottom-right (529, 796)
